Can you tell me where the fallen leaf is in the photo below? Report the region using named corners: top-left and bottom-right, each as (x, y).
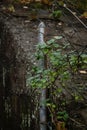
top-left (79, 70), bottom-right (87, 74)
top-left (80, 12), bottom-right (87, 18)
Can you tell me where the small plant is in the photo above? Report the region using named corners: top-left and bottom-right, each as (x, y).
top-left (46, 101), bottom-right (69, 129)
top-left (51, 10), bottom-right (62, 19)
top-left (27, 35), bottom-right (87, 129)
top-left (27, 35), bottom-right (87, 95)
top-left (57, 111), bottom-right (69, 122)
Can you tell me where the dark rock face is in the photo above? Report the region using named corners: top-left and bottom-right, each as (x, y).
top-left (0, 15), bottom-right (40, 130)
top-left (0, 15), bottom-right (38, 89)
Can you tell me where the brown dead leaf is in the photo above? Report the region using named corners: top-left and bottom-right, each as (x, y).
top-left (80, 12), bottom-right (87, 19)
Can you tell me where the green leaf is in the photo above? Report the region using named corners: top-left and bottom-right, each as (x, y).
top-left (57, 88), bottom-right (62, 93)
top-left (52, 10), bottom-right (62, 19)
top-left (53, 43), bottom-right (60, 48)
top-left (47, 39), bottom-right (55, 45)
top-left (57, 111), bottom-right (69, 121)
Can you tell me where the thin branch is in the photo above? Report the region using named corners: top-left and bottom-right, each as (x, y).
top-left (63, 4), bottom-right (87, 29)
top-left (69, 117), bottom-right (86, 127)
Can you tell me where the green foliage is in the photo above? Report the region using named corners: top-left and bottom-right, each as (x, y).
top-left (57, 111), bottom-right (69, 122)
top-left (51, 10), bottom-right (62, 19)
top-left (46, 101), bottom-right (69, 123)
top-left (27, 35), bottom-right (87, 123)
top-left (27, 36), bottom-right (87, 89)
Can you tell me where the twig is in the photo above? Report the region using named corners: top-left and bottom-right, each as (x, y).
top-left (63, 4), bottom-right (87, 29)
top-left (69, 117), bottom-right (86, 127)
